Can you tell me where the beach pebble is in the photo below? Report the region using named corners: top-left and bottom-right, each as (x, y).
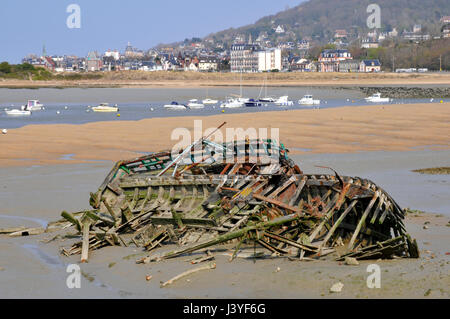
top-left (423, 225), bottom-right (429, 229)
top-left (344, 257), bottom-right (359, 266)
top-left (145, 275), bottom-right (152, 281)
top-left (275, 267), bottom-right (281, 273)
top-left (329, 282), bottom-right (344, 293)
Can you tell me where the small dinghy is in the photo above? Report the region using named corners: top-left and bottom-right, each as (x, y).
top-left (164, 101), bottom-right (188, 110)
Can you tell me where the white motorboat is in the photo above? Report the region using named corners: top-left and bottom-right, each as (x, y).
top-left (365, 93), bottom-right (391, 103)
top-left (298, 95), bottom-right (320, 105)
top-left (164, 101), bottom-right (188, 110)
top-left (220, 98), bottom-right (244, 108)
top-left (92, 103), bottom-right (119, 112)
top-left (25, 100), bottom-right (44, 110)
top-left (5, 108), bottom-right (31, 116)
top-left (187, 99), bottom-right (205, 109)
top-left (5, 104), bottom-right (32, 116)
top-left (202, 98), bottom-right (218, 105)
top-left (274, 96), bottom-right (294, 106)
top-left (20, 100), bottom-right (44, 111)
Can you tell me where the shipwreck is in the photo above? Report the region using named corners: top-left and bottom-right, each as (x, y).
top-left (44, 122), bottom-right (420, 264)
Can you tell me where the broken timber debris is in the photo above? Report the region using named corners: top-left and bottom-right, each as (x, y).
top-left (34, 122), bottom-right (418, 263)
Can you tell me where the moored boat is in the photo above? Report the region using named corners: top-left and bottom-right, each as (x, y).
top-left (202, 98), bottom-right (218, 105)
top-left (220, 98), bottom-right (244, 108)
top-left (365, 93), bottom-right (391, 103)
top-left (244, 99), bottom-right (262, 107)
top-left (5, 109), bottom-right (32, 116)
top-left (164, 101), bottom-right (188, 110)
top-left (5, 103), bottom-right (32, 116)
top-left (187, 99), bottom-right (205, 109)
top-left (92, 103), bottom-right (119, 112)
top-left (274, 96), bottom-right (294, 106)
top-left (298, 95), bottom-right (320, 106)
top-left (258, 96), bottom-right (276, 103)
top-left (25, 100), bottom-right (44, 110)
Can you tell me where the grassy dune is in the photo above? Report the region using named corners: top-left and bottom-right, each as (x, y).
top-left (1, 71), bottom-right (450, 88)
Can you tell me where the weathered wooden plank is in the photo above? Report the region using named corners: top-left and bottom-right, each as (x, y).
top-left (319, 200), bottom-right (357, 249)
top-left (149, 216), bottom-right (217, 227)
top-left (288, 176), bottom-right (307, 207)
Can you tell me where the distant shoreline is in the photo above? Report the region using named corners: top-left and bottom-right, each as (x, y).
top-left (1, 71), bottom-right (450, 89)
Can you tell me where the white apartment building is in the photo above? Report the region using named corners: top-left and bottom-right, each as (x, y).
top-left (257, 48), bottom-right (282, 72)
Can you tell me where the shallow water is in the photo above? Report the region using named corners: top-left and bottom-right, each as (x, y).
top-left (0, 87), bottom-right (443, 129)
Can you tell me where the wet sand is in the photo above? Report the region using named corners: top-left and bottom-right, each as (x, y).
top-left (1, 102), bottom-right (449, 167)
top-left (0, 151), bottom-right (448, 299)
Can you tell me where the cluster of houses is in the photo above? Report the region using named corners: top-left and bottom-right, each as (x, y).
top-left (22, 44), bottom-right (380, 74)
top-left (22, 43), bottom-right (230, 73)
top-left (287, 50), bottom-right (381, 73)
top-left (22, 15), bottom-right (450, 74)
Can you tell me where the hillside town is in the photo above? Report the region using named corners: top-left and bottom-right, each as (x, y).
top-left (21, 16), bottom-right (450, 74)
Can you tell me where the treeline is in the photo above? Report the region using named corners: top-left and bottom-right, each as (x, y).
top-left (0, 62), bottom-right (103, 81)
top-left (349, 38), bottom-right (450, 71)
top-left (0, 62), bottom-right (53, 80)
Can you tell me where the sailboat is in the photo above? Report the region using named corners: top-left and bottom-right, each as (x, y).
top-left (202, 88), bottom-right (218, 105)
top-left (258, 76), bottom-right (276, 102)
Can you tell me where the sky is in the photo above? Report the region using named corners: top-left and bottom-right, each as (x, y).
top-left (0, 0), bottom-right (304, 63)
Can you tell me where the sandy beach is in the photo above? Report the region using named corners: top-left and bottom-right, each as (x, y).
top-left (2, 72), bottom-right (450, 89)
top-left (1, 102), bottom-right (449, 167)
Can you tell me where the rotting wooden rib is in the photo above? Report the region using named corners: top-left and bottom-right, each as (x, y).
top-left (348, 191), bottom-right (380, 251)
